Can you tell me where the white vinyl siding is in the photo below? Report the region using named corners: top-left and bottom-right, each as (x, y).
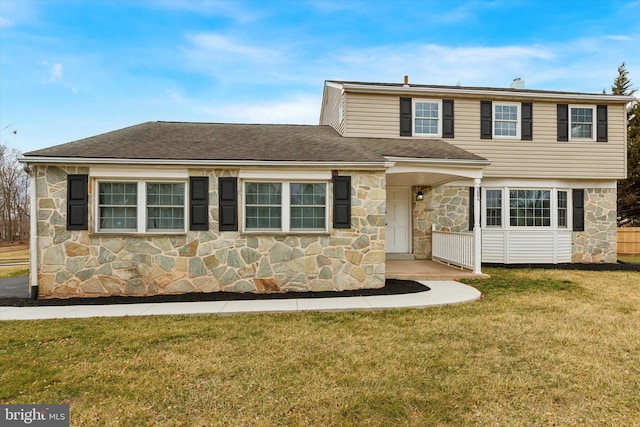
top-left (482, 230), bottom-right (572, 263)
top-left (320, 84), bottom-right (346, 135)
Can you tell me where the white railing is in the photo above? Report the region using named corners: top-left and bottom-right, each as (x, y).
top-left (432, 225), bottom-right (474, 270)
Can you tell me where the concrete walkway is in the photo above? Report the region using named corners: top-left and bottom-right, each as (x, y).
top-left (0, 281), bottom-right (481, 321)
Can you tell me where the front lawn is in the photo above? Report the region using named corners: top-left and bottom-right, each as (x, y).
top-left (1, 268), bottom-right (639, 426)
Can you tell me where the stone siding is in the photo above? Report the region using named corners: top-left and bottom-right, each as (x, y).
top-left (572, 188), bottom-right (617, 263)
top-left (412, 185), bottom-right (469, 259)
top-left (35, 165), bottom-right (386, 298)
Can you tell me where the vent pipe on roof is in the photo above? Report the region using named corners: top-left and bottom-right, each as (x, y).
top-left (403, 75), bottom-right (410, 88)
top-left (511, 78), bottom-right (525, 89)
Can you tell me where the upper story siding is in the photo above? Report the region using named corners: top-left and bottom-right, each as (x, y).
top-left (326, 89), bottom-right (628, 180)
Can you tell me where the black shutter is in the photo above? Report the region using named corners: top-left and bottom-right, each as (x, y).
top-left (557, 104), bottom-right (569, 141)
top-left (189, 177), bottom-right (209, 231)
top-left (597, 104), bottom-right (608, 142)
top-left (572, 189), bottom-right (585, 232)
top-left (400, 97), bottom-right (412, 137)
top-left (480, 100), bottom-right (492, 139)
top-left (67, 174), bottom-right (88, 230)
top-left (521, 102), bottom-right (533, 140)
top-left (442, 99), bottom-right (454, 138)
top-left (469, 187), bottom-right (474, 231)
top-left (218, 177), bottom-right (238, 231)
top-left (333, 176), bottom-right (351, 229)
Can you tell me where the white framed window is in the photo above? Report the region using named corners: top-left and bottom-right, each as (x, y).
top-left (483, 187), bottom-right (571, 229)
top-left (485, 189), bottom-right (502, 227)
top-left (493, 103), bottom-right (520, 138)
top-left (96, 180), bottom-right (187, 233)
top-left (569, 105), bottom-right (595, 141)
top-left (509, 189), bottom-right (551, 227)
top-left (243, 181), bottom-right (328, 233)
top-left (413, 99), bottom-right (442, 136)
top-left (557, 190), bottom-right (568, 228)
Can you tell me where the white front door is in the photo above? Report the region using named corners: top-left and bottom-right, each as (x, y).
top-left (386, 186), bottom-right (410, 253)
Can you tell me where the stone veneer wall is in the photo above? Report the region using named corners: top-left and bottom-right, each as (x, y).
top-left (572, 188), bottom-right (617, 263)
top-left (35, 165), bottom-right (386, 298)
top-left (412, 185), bottom-right (469, 259)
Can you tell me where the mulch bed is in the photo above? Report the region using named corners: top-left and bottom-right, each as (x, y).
top-left (484, 262), bottom-right (640, 272)
top-left (0, 279), bottom-right (429, 307)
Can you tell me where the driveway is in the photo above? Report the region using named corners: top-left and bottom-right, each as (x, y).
top-left (0, 276), bottom-right (29, 298)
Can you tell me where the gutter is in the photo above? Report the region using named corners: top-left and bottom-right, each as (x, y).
top-left (23, 163), bottom-right (38, 299)
top-left (18, 156), bottom-right (394, 170)
top-left (340, 83), bottom-right (636, 103)
top-left (383, 156), bottom-right (491, 167)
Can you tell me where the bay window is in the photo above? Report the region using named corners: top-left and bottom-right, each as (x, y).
top-left (483, 187), bottom-right (571, 229)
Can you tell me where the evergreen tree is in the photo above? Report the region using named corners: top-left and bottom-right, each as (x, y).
top-left (613, 62), bottom-right (640, 226)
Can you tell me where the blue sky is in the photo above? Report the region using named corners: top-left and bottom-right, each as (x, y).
top-left (1, 0), bottom-right (639, 153)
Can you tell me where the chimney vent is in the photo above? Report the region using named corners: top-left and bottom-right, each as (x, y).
top-left (510, 78), bottom-right (525, 89)
top-left (403, 75), bottom-right (410, 87)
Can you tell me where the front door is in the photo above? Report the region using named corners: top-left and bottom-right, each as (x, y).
top-left (386, 186), bottom-right (410, 253)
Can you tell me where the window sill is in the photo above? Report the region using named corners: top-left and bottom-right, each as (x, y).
top-left (89, 231), bottom-right (187, 238)
top-left (241, 230), bottom-right (331, 236)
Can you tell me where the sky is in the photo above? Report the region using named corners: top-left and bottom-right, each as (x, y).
top-left (1, 0), bottom-right (639, 153)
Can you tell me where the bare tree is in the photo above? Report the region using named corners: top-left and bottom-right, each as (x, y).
top-left (0, 142), bottom-right (30, 242)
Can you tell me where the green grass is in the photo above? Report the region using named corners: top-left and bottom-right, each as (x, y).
top-left (618, 254), bottom-right (640, 263)
top-left (1, 268), bottom-right (639, 425)
top-left (0, 266), bottom-right (29, 278)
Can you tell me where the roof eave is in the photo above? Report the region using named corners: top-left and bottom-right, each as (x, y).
top-left (18, 155), bottom-right (393, 170)
top-left (338, 82), bottom-right (635, 103)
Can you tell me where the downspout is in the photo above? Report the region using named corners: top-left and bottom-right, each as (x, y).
top-left (24, 163), bottom-right (38, 299)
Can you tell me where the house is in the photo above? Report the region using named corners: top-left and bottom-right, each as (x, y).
top-left (20, 78), bottom-right (632, 299)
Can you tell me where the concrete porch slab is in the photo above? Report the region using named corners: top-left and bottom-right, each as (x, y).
top-left (386, 259), bottom-right (489, 281)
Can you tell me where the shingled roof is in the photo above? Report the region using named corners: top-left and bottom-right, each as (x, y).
top-left (23, 121), bottom-right (487, 164)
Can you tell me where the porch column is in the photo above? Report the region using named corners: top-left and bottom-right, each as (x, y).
top-left (473, 178), bottom-right (482, 274)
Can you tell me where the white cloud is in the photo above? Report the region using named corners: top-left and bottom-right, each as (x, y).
top-left (50, 63), bottom-right (63, 82)
top-left (202, 95), bottom-right (320, 124)
top-left (0, 16), bottom-right (13, 27)
top-left (152, 0), bottom-right (261, 23)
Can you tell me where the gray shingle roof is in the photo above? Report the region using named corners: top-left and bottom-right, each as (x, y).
top-left (23, 121), bottom-right (487, 164)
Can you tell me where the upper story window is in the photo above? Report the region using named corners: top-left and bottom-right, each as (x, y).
top-left (97, 180), bottom-right (187, 233)
top-left (493, 103), bottom-right (520, 138)
top-left (400, 97), bottom-right (454, 138)
top-left (413, 99), bottom-right (442, 136)
top-left (481, 101), bottom-right (531, 140)
top-left (570, 106), bottom-right (595, 140)
top-left (243, 181), bottom-right (328, 233)
top-left (557, 104), bottom-right (606, 142)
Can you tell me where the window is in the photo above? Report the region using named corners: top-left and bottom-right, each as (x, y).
top-left (97, 181), bottom-right (186, 233)
top-left (494, 103), bottom-right (520, 138)
top-left (413, 99), bottom-right (442, 136)
top-left (290, 183), bottom-right (327, 230)
top-left (557, 191), bottom-right (568, 228)
top-left (245, 182), bottom-right (282, 230)
top-left (146, 183), bottom-right (185, 231)
top-left (244, 181), bottom-right (328, 232)
top-left (570, 106), bottom-right (595, 140)
top-left (98, 182), bottom-right (138, 231)
top-left (509, 190), bottom-right (551, 227)
top-left (485, 189), bottom-right (502, 227)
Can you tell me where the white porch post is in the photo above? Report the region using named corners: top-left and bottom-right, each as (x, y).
top-left (473, 178), bottom-right (482, 274)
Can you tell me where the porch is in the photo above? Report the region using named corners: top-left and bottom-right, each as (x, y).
top-left (386, 258), bottom-right (489, 281)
